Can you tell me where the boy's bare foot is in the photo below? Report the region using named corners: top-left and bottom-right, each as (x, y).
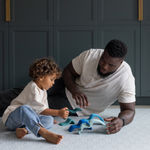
top-left (15, 128), bottom-right (27, 139)
top-left (38, 127), bottom-right (63, 144)
top-left (54, 120), bottom-right (58, 124)
top-left (45, 132), bottom-right (63, 144)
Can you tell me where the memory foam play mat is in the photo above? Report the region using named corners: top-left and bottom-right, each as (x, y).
top-left (0, 108), bottom-right (149, 150)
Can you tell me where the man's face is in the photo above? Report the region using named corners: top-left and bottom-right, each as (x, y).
top-left (98, 50), bottom-right (123, 78)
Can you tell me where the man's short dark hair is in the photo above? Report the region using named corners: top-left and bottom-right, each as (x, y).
top-left (105, 39), bottom-right (127, 59)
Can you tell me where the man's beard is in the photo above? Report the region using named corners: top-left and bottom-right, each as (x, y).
top-left (97, 65), bottom-right (116, 78)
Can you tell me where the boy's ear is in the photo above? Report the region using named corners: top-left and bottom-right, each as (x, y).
top-left (39, 77), bottom-right (44, 81)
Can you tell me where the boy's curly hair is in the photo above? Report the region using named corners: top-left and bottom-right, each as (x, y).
top-left (29, 57), bottom-right (62, 80)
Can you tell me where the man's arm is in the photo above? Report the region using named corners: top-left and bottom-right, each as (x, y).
top-left (63, 61), bottom-right (89, 108)
top-left (118, 102), bottom-right (135, 124)
top-left (104, 102), bottom-right (135, 134)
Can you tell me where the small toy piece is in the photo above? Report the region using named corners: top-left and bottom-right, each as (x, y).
top-left (78, 118), bottom-right (106, 134)
top-left (87, 114), bottom-right (105, 122)
top-left (59, 118), bottom-right (75, 126)
top-left (68, 108), bottom-right (82, 113)
top-left (68, 119), bottom-right (90, 132)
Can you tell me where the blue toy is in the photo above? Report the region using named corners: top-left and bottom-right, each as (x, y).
top-left (59, 118), bottom-right (75, 126)
top-left (68, 113), bottom-right (106, 134)
top-left (68, 119), bottom-right (91, 132)
top-left (68, 108), bottom-right (82, 113)
top-left (86, 113), bottom-right (105, 122)
top-left (78, 118), bottom-right (106, 134)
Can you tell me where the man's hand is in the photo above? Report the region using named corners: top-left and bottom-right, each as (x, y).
top-left (58, 107), bottom-right (69, 119)
top-left (104, 116), bottom-right (124, 134)
top-left (72, 90), bottom-right (89, 108)
top-left (63, 61), bottom-right (90, 108)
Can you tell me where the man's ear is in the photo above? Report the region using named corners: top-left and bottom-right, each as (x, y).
top-left (119, 58), bottom-right (124, 64)
top-left (118, 59), bottom-right (123, 67)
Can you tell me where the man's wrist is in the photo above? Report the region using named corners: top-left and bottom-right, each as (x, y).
top-left (119, 117), bottom-right (126, 127)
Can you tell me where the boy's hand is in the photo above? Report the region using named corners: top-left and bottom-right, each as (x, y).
top-left (58, 107), bottom-right (69, 119)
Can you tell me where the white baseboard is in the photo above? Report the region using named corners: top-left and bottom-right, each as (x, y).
top-left (109, 105), bottom-right (150, 108)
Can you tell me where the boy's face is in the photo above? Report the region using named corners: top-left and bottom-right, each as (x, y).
top-left (38, 74), bottom-right (56, 90)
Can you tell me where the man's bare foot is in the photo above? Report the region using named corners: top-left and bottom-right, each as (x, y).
top-left (15, 128), bottom-right (27, 139)
top-left (38, 127), bottom-right (63, 144)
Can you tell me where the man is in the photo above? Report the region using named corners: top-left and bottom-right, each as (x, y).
top-left (0, 39), bottom-right (135, 134)
top-left (61, 39), bottom-right (135, 134)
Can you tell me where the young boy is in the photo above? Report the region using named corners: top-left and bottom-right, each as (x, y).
top-left (2, 57), bottom-right (69, 144)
